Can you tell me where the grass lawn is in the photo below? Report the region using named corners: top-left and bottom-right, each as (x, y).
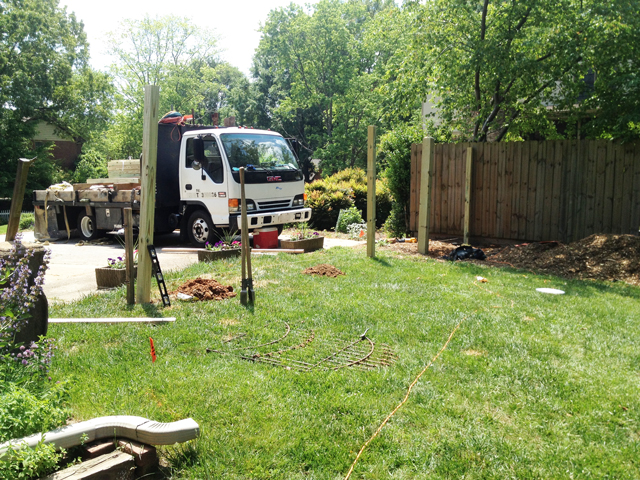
top-left (48, 246), bottom-right (640, 479)
top-left (0, 225), bottom-right (6, 235)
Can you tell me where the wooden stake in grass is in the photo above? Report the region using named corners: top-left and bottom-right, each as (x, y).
top-left (6, 157), bottom-right (36, 242)
top-left (418, 137), bottom-right (434, 255)
top-left (367, 126), bottom-right (377, 258)
top-left (136, 85), bottom-right (160, 305)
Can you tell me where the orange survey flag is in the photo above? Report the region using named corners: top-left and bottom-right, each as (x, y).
top-left (149, 337), bottom-right (157, 363)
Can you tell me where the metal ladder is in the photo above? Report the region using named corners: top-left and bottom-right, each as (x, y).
top-left (147, 245), bottom-right (171, 307)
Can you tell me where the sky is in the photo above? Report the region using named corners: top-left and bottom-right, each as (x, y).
top-left (58, 0), bottom-right (317, 77)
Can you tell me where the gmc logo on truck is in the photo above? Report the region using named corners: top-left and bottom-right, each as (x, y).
top-left (267, 176), bottom-right (282, 182)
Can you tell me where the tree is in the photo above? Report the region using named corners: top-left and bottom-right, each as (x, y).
top-left (0, 0), bottom-right (110, 197)
top-left (252, 0), bottom-right (397, 176)
top-left (397, 0), bottom-right (640, 142)
top-left (104, 15), bottom-right (252, 159)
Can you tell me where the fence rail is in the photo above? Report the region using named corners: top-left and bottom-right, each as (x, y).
top-left (0, 210), bottom-right (33, 220)
top-left (410, 139), bottom-right (640, 242)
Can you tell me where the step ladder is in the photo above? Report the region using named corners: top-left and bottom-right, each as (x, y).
top-left (147, 245), bottom-right (171, 307)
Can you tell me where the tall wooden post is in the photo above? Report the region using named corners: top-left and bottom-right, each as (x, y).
top-left (6, 157), bottom-right (36, 242)
top-left (136, 85), bottom-right (160, 304)
top-left (367, 126), bottom-right (377, 258)
top-left (417, 137), bottom-right (434, 255)
top-left (124, 208), bottom-right (135, 305)
top-left (463, 146), bottom-right (473, 245)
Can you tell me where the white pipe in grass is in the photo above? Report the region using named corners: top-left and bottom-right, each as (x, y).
top-left (0, 416), bottom-right (199, 458)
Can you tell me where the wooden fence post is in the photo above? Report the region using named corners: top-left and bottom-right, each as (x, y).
top-left (124, 208), bottom-right (135, 305)
top-left (463, 146), bottom-right (473, 244)
top-left (418, 137), bottom-right (434, 255)
top-left (367, 126), bottom-right (377, 258)
top-left (6, 157), bottom-right (36, 242)
top-left (136, 85), bottom-right (160, 305)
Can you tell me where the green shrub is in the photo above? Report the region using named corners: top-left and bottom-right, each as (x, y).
top-left (335, 207), bottom-right (364, 233)
top-left (383, 202), bottom-right (408, 237)
top-left (306, 168), bottom-right (392, 231)
top-left (19, 213), bottom-right (35, 231)
top-left (0, 384), bottom-right (69, 443)
top-left (0, 441), bottom-right (64, 480)
top-left (72, 149), bottom-right (108, 184)
top-left (379, 124), bottom-right (423, 236)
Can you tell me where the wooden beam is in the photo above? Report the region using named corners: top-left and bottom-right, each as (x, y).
top-left (367, 125), bottom-right (377, 258)
top-left (49, 318), bottom-right (176, 324)
top-left (463, 146), bottom-right (473, 244)
top-left (124, 208), bottom-right (135, 305)
top-left (6, 157), bottom-right (36, 241)
top-left (136, 85), bottom-right (160, 304)
top-left (418, 137), bottom-right (434, 254)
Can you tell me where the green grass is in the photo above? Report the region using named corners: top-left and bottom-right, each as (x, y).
top-left (0, 225), bottom-right (6, 235)
top-left (48, 247), bottom-right (640, 479)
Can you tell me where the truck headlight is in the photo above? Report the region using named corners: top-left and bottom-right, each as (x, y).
top-left (229, 199), bottom-right (255, 213)
top-left (292, 193), bottom-right (306, 207)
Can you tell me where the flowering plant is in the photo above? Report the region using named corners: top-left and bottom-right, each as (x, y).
top-left (0, 235), bottom-right (55, 380)
top-left (205, 229), bottom-right (241, 251)
top-left (291, 222), bottom-right (320, 240)
top-left (205, 240), bottom-right (241, 251)
top-left (106, 249), bottom-right (138, 269)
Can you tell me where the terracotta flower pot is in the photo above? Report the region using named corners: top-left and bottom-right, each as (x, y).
top-left (280, 236), bottom-right (324, 252)
top-left (198, 248), bottom-right (241, 262)
top-left (95, 266), bottom-right (137, 289)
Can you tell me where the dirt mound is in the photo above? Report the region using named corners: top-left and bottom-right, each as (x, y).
top-left (175, 278), bottom-right (237, 300)
top-left (489, 234), bottom-right (640, 285)
top-left (302, 264), bottom-right (345, 278)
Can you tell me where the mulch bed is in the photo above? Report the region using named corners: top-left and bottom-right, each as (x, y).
top-left (488, 234), bottom-right (640, 286)
top-left (302, 264), bottom-right (345, 278)
top-left (175, 278), bottom-right (237, 300)
top-left (380, 234), bottom-right (640, 286)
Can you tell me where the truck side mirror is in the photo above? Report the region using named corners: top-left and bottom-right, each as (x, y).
top-left (288, 138), bottom-right (300, 155)
top-left (193, 137), bottom-right (205, 163)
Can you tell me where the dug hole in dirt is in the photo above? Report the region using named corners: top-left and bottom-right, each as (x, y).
top-left (303, 264), bottom-right (345, 278)
top-left (383, 234), bottom-right (640, 286)
top-left (175, 278), bottom-right (237, 301)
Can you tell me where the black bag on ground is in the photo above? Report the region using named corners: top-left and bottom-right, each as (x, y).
top-left (444, 245), bottom-right (486, 261)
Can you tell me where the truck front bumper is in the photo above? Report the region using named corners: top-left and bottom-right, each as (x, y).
top-left (230, 207), bottom-right (312, 231)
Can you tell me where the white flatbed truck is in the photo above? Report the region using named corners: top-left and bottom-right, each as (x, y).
top-left (32, 124), bottom-right (311, 247)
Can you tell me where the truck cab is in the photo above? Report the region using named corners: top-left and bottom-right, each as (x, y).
top-left (178, 127), bottom-right (311, 246)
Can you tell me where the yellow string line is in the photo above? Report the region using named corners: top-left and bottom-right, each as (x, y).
top-left (344, 317), bottom-right (465, 480)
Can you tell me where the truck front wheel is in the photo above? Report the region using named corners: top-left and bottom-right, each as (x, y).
top-left (77, 212), bottom-right (103, 241)
top-left (187, 210), bottom-right (214, 247)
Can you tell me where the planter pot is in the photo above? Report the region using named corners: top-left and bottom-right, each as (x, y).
top-left (198, 248), bottom-right (241, 262)
top-left (280, 236), bottom-right (324, 253)
top-left (95, 266), bottom-right (137, 289)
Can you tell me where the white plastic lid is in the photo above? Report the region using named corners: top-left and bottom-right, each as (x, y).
top-left (536, 288), bottom-right (565, 295)
top-left (256, 227), bottom-right (278, 233)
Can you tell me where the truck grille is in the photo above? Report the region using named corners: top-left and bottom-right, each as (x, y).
top-left (257, 199), bottom-right (292, 211)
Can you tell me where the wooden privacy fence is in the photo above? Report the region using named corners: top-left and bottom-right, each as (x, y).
top-left (410, 139), bottom-right (640, 243)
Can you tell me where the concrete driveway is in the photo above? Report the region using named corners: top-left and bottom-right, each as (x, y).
top-left (1, 232), bottom-right (360, 303)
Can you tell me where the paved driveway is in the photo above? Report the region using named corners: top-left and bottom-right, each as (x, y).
top-left (1, 232), bottom-right (360, 303)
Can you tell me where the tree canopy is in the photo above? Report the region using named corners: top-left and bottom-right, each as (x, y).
top-left (0, 0), bottom-right (112, 197)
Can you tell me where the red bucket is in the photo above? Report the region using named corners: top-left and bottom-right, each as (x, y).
top-left (253, 227), bottom-right (279, 249)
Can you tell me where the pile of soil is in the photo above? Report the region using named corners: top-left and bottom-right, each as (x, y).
top-left (175, 278), bottom-right (237, 301)
top-left (302, 264), bottom-right (345, 278)
top-left (489, 234), bottom-right (640, 286)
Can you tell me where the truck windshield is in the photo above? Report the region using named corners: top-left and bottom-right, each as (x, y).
top-left (220, 133), bottom-right (300, 171)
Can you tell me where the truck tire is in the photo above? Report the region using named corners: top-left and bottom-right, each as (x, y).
top-left (77, 212), bottom-right (103, 241)
top-left (187, 210), bottom-right (215, 247)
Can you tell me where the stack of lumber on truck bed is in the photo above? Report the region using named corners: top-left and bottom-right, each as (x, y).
top-left (87, 159), bottom-right (140, 185)
top-left (108, 159), bottom-right (140, 178)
